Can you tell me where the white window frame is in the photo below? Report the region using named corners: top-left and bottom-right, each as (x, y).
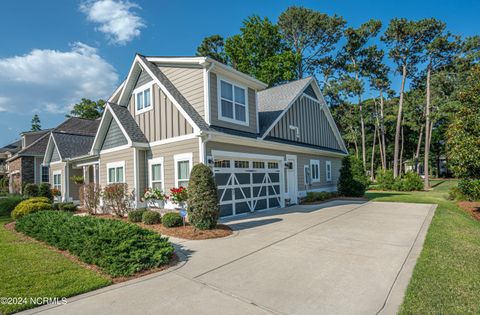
top-left (326, 160), bottom-right (332, 182)
top-left (106, 161), bottom-right (125, 184)
top-left (310, 160), bottom-right (320, 183)
top-left (134, 82), bottom-right (154, 115)
top-left (217, 76), bottom-right (249, 126)
top-left (174, 153), bottom-right (193, 187)
top-left (148, 157), bottom-right (165, 192)
top-left (53, 170), bottom-right (62, 192)
top-left (304, 165), bottom-right (311, 186)
top-left (41, 165), bottom-right (49, 183)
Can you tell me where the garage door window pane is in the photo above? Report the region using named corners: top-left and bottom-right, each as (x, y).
top-left (268, 162), bottom-right (279, 169)
top-left (252, 161), bottom-right (265, 169)
top-left (214, 160), bottom-right (230, 168)
top-left (234, 160), bottom-right (249, 168)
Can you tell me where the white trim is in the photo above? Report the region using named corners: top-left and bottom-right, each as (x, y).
top-left (285, 154), bottom-right (298, 203)
top-left (64, 163), bottom-right (69, 202)
top-left (174, 152), bottom-right (193, 188)
top-left (118, 58), bottom-right (141, 105)
top-left (33, 157), bottom-right (37, 183)
top-left (133, 81), bottom-right (154, 115)
top-left (49, 161), bottom-right (63, 166)
top-left (310, 159), bottom-right (320, 183)
top-left (148, 133), bottom-right (197, 147)
top-left (148, 157), bottom-right (165, 192)
top-left (52, 170), bottom-right (62, 198)
top-left (203, 63), bottom-right (214, 125)
top-left (304, 165), bottom-right (310, 186)
top-left (198, 137), bottom-right (205, 164)
top-left (326, 160), bottom-right (332, 182)
top-left (217, 75), bottom-right (249, 126)
top-left (106, 161), bottom-right (125, 184)
top-left (100, 144), bottom-right (131, 155)
top-left (255, 90), bottom-right (259, 134)
top-left (108, 80), bottom-right (125, 103)
top-left (75, 160), bottom-right (99, 167)
top-left (91, 104), bottom-right (133, 154)
top-left (133, 148), bottom-right (138, 204)
top-left (302, 93), bottom-right (319, 103)
top-left (211, 150), bottom-right (283, 162)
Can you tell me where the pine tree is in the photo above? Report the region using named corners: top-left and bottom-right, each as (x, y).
top-left (31, 114), bottom-right (41, 131)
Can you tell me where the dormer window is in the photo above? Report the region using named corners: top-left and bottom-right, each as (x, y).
top-left (134, 83), bottom-right (153, 114)
top-left (218, 78), bottom-right (248, 125)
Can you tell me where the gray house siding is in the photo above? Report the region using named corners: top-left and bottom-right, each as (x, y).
top-left (134, 70), bottom-right (153, 89)
top-left (209, 72), bottom-right (257, 133)
top-left (51, 146), bottom-right (61, 162)
top-left (128, 84), bottom-right (194, 142)
top-left (101, 118), bottom-right (128, 151)
top-left (268, 95), bottom-right (342, 151)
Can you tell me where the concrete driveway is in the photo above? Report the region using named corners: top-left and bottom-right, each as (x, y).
top-left (24, 200), bottom-right (435, 315)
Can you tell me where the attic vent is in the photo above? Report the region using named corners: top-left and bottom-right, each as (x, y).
top-left (289, 125), bottom-right (300, 139)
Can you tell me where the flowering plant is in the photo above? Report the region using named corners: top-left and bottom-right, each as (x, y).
top-left (51, 188), bottom-right (61, 197)
top-left (143, 188), bottom-right (168, 201)
top-left (169, 186), bottom-right (188, 204)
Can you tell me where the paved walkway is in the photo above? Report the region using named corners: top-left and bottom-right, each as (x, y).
top-left (23, 200), bottom-right (435, 315)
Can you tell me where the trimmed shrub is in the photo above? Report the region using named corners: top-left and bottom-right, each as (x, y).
top-left (103, 183), bottom-right (131, 216)
top-left (337, 156), bottom-right (367, 197)
top-left (53, 202), bottom-right (76, 212)
top-left (128, 209), bottom-right (147, 223)
top-left (142, 210), bottom-right (161, 225)
top-left (398, 172), bottom-right (423, 191)
top-left (305, 191), bottom-right (334, 202)
top-left (458, 179), bottom-right (480, 201)
top-left (187, 164), bottom-right (219, 230)
top-left (162, 212), bottom-right (182, 228)
top-left (376, 169), bottom-right (395, 190)
top-left (0, 195), bottom-right (24, 216)
top-left (79, 183), bottom-right (102, 214)
top-left (12, 197), bottom-right (53, 219)
top-left (38, 183), bottom-right (54, 202)
top-left (15, 211), bottom-right (174, 276)
top-left (24, 183), bottom-right (39, 198)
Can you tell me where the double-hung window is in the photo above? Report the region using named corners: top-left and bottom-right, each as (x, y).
top-left (107, 161), bottom-right (125, 184)
top-left (326, 161), bottom-right (332, 182)
top-left (134, 83), bottom-right (152, 114)
top-left (310, 160), bottom-right (320, 183)
top-left (53, 171), bottom-right (61, 193)
top-left (148, 157), bottom-right (164, 191)
top-left (219, 79), bottom-right (247, 124)
top-left (41, 166), bottom-right (49, 183)
top-left (174, 153), bottom-right (192, 187)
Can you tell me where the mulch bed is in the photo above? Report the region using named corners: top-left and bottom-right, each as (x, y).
top-left (4, 221), bottom-right (179, 284)
top-left (457, 201), bottom-right (480, 221)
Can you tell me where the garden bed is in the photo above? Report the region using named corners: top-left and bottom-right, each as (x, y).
top-left (457, 201), bottom-right (480, 221)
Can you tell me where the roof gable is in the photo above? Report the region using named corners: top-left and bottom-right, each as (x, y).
top-left (101, 118), bottom-right (128, 151)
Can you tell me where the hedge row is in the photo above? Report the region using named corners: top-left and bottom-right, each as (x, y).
top-left (15, 211), bottom-right (174, 276)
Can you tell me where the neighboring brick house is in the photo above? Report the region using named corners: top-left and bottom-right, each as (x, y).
top-left (0, 140), bottom-right (21, 181)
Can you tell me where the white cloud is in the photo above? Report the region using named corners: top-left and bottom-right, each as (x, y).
top-left (80, 0), bottom-right (145, 45)
top-left (0, 42), bottom-right (118, 114)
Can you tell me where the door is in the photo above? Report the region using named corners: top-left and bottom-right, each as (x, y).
top-left (286, 155), bottom-right (298, 204)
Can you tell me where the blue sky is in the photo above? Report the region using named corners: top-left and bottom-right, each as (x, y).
top-left (0, 0), bottom-right (479, 145)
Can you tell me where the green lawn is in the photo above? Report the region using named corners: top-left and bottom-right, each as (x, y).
top-left (366, 180), bottom-right (480, 314)
top-left (0, 216), bottom-right (111, 314)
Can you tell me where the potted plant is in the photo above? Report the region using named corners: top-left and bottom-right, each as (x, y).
top-left (71, 175), bottom-right (84, 185)
top-left (143, 188), bottom-right (168, 208)
top-left (169, 186), bottom-right (188, 210)
top-left (51, 188), bottom-right (61, 201)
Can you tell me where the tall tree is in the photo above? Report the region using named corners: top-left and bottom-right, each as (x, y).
top-left (278, 6), bottom-right (345, 79)
top-left (31, 114), bottom-right (41, 131)
top-left (67, 98), bottom-right (106, 120)
top-left (381, 18), bottom-right (443, 178)
top-left (196, 34), bottom-right (227, 63)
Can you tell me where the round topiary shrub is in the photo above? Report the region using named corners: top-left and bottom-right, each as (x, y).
top-left (187, 163), bottom-right (219, 230)
top-left (12, 197), bottom-right (53, 219)
top-left (337, 156), bottom-right (368, 197)
top-left (142, 210), bottom-right (161, 225)
top-left (129, 209), bottom-right (147, 222)
top-left (162, 212), bottom-right (182, 228)
top-left (24, 183), bottom-right (39, 198)
top-left (38, 183), bottom-right (54, 202)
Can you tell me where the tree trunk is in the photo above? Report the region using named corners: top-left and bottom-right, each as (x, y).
top-left (400, 122), bottom-right (404, 176)
top-left (371, 124), bottom-right (378, 181)
top-left (359, 95), bottom-right (366, 171)
top-left (424, 66), bottom-right (431, 190)
top-left (379, 88), bottom-right (387, 170)
top-left (414, 124), bottom-right (424, 173)
top-left (394, 64), bottom-right (407, 178)
top-left (377, 126), bottom-right (385, 170)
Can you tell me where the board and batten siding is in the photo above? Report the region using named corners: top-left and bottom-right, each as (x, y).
top-left (268, 94), bottom-right (342, 151)
top-left (128, 84), bottom-right (195, 142)
top-left (206, 141), bottom-right (341, 194)
top-left (101, 118), bottom-right (128, 150)
top-left (144, 138), bottom-right (199, 192)
top-left (99, 148), bottom-right (135, 190)
top-left (209, 72), bottom-right (257, 133)
top-left (158, 66), bottom-right (205, 118)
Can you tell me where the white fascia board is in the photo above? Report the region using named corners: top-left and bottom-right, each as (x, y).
top-left (90, 105), bottom-right (111, 154)
top-left (50, 134), bottom-right (63, 162)
top-left (108, 80), bottom-right (125, 103)
top-left (211, 150), bottom-right (284, 161)
top-left (117, 58), bottom-right (141, 105)
top-left (42, 134), bottom-right (54, 165)
top-left (106, 104), bottom-right (133, 146)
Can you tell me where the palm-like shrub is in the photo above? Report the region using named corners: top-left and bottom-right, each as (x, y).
top-left (187, 164), bottom-right (219, 230)
top-left (337, 156), bottom-right (368, 197)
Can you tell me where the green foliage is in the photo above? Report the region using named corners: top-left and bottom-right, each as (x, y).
top-left (376, 169), bottom-right (396, 190)
top-left (196, 34), bottom-right (227, 63)
top-left (338, 156), bottom-right (368, 197)
top-left (12, 197), bottom-right (53, 219)
top-left (15, 211), bottom-right (174, 277)
top-left (0, 195), bottom-right (24, 216)
top-left (103, 183), bottom-right (131, 216)
top-left (162, 212), bottom-right (182, 228)
top-left (376, 170), bottom-right (423, 191)
top-left (457, 179), bottom-right (480, 201)
top-left (24, 183), bottom-right (39, 198)
top-left (31, 114), bottom-right (41, 131)
top-left (187, 164), bottom-right (219, 230)
top-left (305, 191), bottom-right (335, 202)
top-left (128, 209), bottom-right (147, 223)
top-left (67, 98), bottom-right (105, 120)
top-left (142, 210), bottom-right (161, 225)
top-left (38, 183), bottom-right (53, 202)
top-left (52, 202), bottom-right (76, 211)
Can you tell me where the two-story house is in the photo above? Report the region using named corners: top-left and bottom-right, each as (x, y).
top-left (43, 55), bottom-right (347, 217)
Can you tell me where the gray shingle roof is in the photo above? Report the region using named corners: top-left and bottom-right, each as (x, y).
top-left (52, 133), bottom-right (94, 159)
top-left (109, 103), bottom-right (148, 143)
top-left (0, 140), bottom-right (21, 153)
top-left (258, 77), bottom-right (313, 135)
top-left (138, 54), bottom-right (210, 131)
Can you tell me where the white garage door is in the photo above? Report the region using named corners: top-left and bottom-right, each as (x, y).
top-left (212, 152), bottom-right (284, 217)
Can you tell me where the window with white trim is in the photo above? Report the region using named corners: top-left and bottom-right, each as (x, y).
top-left (219, 79), bottom-right (247, 124)
top-left (53, 171), bottom-right (61, 192)
top-left (326, 161), bottom-right (332, 182)
top-left (148, 158), bottom-right (164, 190)
top-left (107, 162), bottom-right (125, 184)
top-left (174, 153), bottom-right (192, 187)
top-left (310, 160), bottom-right (320, 183)
top-left (41, 166), bottom-right (49, 183)
top-left (134, 84), bottom-right (152, 114)
top-left (304, 165), bottom-right (311, 186)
